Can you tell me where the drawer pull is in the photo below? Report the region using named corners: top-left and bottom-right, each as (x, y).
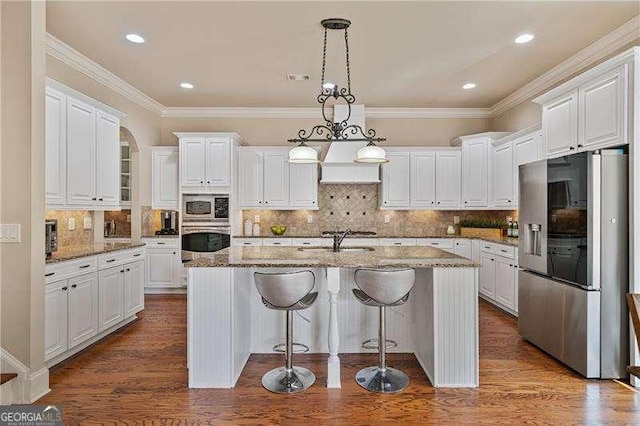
top-left (45, 272), bottom-right (55, 277)
top-left (431, 243), bottom-right (439, 245)
top-left (106, 259), bottom-right (116, 263)
top-left (273, 243), bottom-right (281, 245)
top-left (79, 264), bottom-right (91, 269)
top-left (394, 242), bottom-right (402, 245)
top-left (501, 249), bottom-right (508, 253)
top-left (302, 242), bottom-right (311, 245)
top-left (133, 253), bottom-right (141, 257)
top-left (484, 246), bottom-right (490, 249)
top-left (243, 243), bottom-right (251, 245)
top-left (157, 242), bottom-right (166, 245)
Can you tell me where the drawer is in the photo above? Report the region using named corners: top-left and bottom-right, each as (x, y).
top-left (234, 238), bottom-right (262, 247)
top-left (379, 238), bottom-right (417, 247)
top-left (416, 239), bottom-right (455, 250)
top-left (98, 248), bottom-right (145, 270)
top-left (291, 238), bottom-right (325, 247)
top-left (45, 256), bottom-right (98, 284)
top-left (341, 238), bottom-right (379, 247)
top-left (143, 238), bottom-right (179, 248)
top-left (262, 238), bottom-right (292, 247)
top-left (479, 242), bottom-right (516, 259)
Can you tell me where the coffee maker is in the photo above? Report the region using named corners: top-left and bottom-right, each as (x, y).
top-left (157, 211), bottom-right (178, 235)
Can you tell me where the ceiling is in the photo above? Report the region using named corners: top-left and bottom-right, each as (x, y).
top-left (46, 1), bottom-right (640, 109)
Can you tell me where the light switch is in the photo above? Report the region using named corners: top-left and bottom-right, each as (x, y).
top-left (68, 218), bottom-right (76, 231)
top-left (384, 214), bottom-right (390, 223)
top-left (84, 217), bottom-right (92, 229)
top-left (0, 224), bottom-right (21, 243)
top-left (453, 216), bottom-right (460, 225)
top-left (254, 215), bottom-right (260, 223)
top-left (307, 215), bottom-right (313, 224)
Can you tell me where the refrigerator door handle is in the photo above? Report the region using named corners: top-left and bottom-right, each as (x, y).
top-left (589, 153), bottom-right (601, 291)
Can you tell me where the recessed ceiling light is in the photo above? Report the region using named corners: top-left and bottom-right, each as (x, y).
top-left (180, 82), bottom-right (194, 89)
top-left (462, 83), bottom-right (476, 90)
top-left (125, 33), bottom-right (145, 44)
top-left (286, 73), bottom-right (310, 81)
top-left (514, 33), bottom-right (534, 44)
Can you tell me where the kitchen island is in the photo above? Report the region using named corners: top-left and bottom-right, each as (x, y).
top-left (186, 245), bottom-right (479, 389)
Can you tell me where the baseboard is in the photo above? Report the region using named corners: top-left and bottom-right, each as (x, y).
top-left (1, 347), bottom-right (29, 405)
top-left (27, 368), bottom-right (50, 403)
top-left (413, 351), bottom-right (435, 387)
top-left (145, 287), bottom-right (187, 295)
top-left (232, 352), bottom-right (251, 387)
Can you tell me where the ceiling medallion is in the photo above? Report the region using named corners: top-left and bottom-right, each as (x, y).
top-left (287, 18), bottom-right (387, 164)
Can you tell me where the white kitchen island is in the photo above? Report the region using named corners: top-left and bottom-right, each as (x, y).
top-left (186, 245), bottom-right (479, 389)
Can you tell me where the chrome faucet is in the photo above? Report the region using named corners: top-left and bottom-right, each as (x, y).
top-left (333, 229), bottom-right (352, 252)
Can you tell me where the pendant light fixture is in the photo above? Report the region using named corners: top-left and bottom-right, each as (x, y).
top-left (287, 18), bottom-right (387, 164)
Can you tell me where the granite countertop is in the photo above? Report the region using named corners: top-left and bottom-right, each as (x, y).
top-left (185, 246), bottom-right (479, 269)
top-left (46, 242), bottom-right (145, 264)
top-left (233, 234), bottom-right (519, 247)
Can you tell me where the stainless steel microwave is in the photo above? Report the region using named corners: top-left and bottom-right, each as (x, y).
top-left (182, 194), bottom-right (229, 224)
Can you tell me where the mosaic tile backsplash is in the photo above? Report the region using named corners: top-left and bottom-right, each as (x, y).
top-left (242, 184), bottom-right (517, 237)
top-left (46, 210), bottom-right (95, 247)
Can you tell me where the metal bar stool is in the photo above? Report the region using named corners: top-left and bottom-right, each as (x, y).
top-left (254, 270), bottom-right (318, 394)
top-left (353, 268), bottom-right (415, 393)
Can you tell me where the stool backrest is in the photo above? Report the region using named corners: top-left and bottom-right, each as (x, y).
top-left (354, 268), bottom-right (415, 305)
top-left (254, 270), bottom-right (315, 309)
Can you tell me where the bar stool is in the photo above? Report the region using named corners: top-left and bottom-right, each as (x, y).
top-left (254, 270), bottom-right (318, 394)
top-left (353, 268), bottom-right (415, 393)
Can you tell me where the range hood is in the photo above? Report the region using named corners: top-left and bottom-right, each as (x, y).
top-left (320, 104), bottom-right (381, 184)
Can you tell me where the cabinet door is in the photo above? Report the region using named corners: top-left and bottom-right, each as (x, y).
top-left (237, 149), bottom-right (264, 207)
top-left (493, 142), bottom-right (514, 207)
top-left (263, 151), bottom-right (289, 207)
top-left (479, 253), bottom-right (496, 298)
top-left (205, 137), bottom-right (231, 186)
top-left (579, 65), bottom-right (628, 151)
top-left (513, 264), bottom-right (519, 314)
top-left (410, 152), bottom-right (436, 207)
top-left (436, 151), bottom-right (462, 207)
top-left (180, 137), bottom-right (206, 186)
top-left (98, 266), bottom-right (124, 332)
top-left (67, 272), bottom-right (98, 348)
top-left (495, 256), bottom-right (516, 310)
top-left (146, 249), bottom-right (178, 287)
top-left (124, 260), bottom-right (145, 317)
top-left (513, 131), bottom-right (541, 203)
top-left (454, 240), bottom-right (473, 259)
top-left (543, 89), bottom-right (578, 158)
top-left (45, 281), bottom-right (68, 361)
top-left (152, 148), bottom-right (179, 210)
top-left (95, 111), bottom-right (120, 208)
top-left (66, 96), bottom-right (96, 205)
top-left (381, 152), bottom-right (410, 208)
top-left (289, 163), bottom-right (318, 208)
top-left (45, 87), bottom-right (67, 207)
top-left (462, 139), bottom-right (489, 207)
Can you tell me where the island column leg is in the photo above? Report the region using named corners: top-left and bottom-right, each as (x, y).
top-left (326, 267), bottom-right (341, 388)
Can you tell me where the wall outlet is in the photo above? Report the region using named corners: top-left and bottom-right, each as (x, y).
top-left (254, 215), bottom-right (260, 223)
top-left (84, 217), bottom-right (92, 229)
top-left (68, 218), bottom-right (76, 231)
top-left (0, 224), bottom-right (21, 243)
top-left (384, 214), bottom-right (390, 223)
top-left (453, 216), bottom-right (460, 225)
top-left (307, 215), bottom-right (313, 224)
top-left (126, 214), bottom-right (131, 223)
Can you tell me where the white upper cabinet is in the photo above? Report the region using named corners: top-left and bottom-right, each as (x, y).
top-left (237, 149), bottom-right (264, 208)
top-left (152, 147), bottom-right (179, 210)
top-left (45, 87), bottom-right (67, 206)
top-left (493, 142), bottom-right (514, 207)
top-left (542, 89), bottom-right (578, 158)
top-left (410, 152), bottom-right (436, 207)
top-left (263, 151), bottom-right (289, 207)
top-left (95, 111), bottom-right (120, 207)
top-left (381, 152), bottom-right (410, 208)
top-left (578, 64), bottom-right (628, 151)
top-left (289, 163), bottom-right (318, 208)
top-left (513, 130), bottom-right (542, 203)
top-left (177, 133), bottom-right (241, 188)
top-left (461, 137), bottom-right (489, 207)
top-left (534, 49), bottom-right (633, 159)
top-left (435, 151), bottom-right (461, 207)
top-left (66, 97), bottom-right (97, 206)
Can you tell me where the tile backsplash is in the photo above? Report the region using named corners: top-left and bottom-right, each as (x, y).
top-left (141, 206), bottom-right (180, 236)
top-left (104, 210), bottom-right (132, 237)
top-left (242, 184), bottom-right (516, 237)
top-left (46, 210), bottom-right (94, 247)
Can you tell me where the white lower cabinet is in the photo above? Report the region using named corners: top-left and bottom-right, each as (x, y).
top-left (479, 253), bottom-right (496, 298)
top-left (146, 248), bottom-right (180, 289)
top-left (495, 256), bottom-right (516, 309)
top-left (98, 266), bottom-right (125, 332)
top-left (478, 244), bottom-right (519, 315)
top-left (67, 272), bottom-right (99, 348)
top-left (44, 281), bottom-right (69, 360)
top-left (454, 239), bottom-right (473, 259)
top-left (124, 261), bottom-right (145, 316)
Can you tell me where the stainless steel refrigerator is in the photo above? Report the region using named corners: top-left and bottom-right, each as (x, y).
top-left (518, 150), bottom-right (629, 378)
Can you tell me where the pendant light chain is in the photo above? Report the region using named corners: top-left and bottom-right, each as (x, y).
top-left (344, 28), bottom-right (351, 94)
top-left (321, 27), bottom-right (328, 89)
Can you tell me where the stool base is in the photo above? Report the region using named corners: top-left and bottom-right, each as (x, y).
top-left (355, 366), bottom-right (409, 393)
top-left (261, 366), bottom-right (315, 394)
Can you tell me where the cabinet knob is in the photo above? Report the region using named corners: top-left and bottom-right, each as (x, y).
top-left (126, 268), bottom-right (130, 272)
top-left (62, 287), bottom-right (68, 291)
top-left (569, 146), bottom-right (575, 150)
top-left (71, 284), bottom-right (77, 289)
top-left (312, 201), bottom-right (315, 204)
top-left (577, 144), bottom-right (583, 148)
top-left (207, 181), bottom-right (210, 184)
top-left (265, 201), bottom-right (268, 204)
top-left (437, 201), bottom-right (440, 204)
top-left (91, 197), bottom-right (97, 201)
top-left (173, 252), bottom-right (176, 255)
top-left (200, 181), bottom-right (204, 184)
top-left (99, 198), bottom-right (103, 201)
top-left (464, 201), bottom-right (468, 204)
top-left (121, 270), bottom-right (125, 273)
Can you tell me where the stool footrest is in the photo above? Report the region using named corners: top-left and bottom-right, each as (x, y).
top-left (362, 338), bottom-right (398, 351)
top-left (273, 342), bottom-right (310, 354)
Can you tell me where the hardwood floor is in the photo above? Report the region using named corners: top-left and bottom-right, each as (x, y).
top-left (40, 295), bottom-right (639, 424)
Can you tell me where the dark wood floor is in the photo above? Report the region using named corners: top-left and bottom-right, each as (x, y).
top-left (40, 295), bottom-right (639, 424)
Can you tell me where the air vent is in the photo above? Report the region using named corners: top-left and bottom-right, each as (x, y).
top-left (286, 74), bottom-right (310, 81)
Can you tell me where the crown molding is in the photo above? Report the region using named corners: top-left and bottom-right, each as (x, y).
top-left (489, 15), bottom-right (640, 117)
top-left (45, 33), bottom-right (165, 115)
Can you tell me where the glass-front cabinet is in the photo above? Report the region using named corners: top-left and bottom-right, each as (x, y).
top-left (120, 141), bottom-right (131, 207)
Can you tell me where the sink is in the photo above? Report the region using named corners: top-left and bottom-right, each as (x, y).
top-left (297, 247), bottom-right (375, 253)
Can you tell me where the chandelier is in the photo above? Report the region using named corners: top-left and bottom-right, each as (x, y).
top-left (287, 18), bottom-right (387, 164)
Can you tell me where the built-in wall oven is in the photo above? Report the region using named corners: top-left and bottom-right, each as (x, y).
top-left (183, 194), bottom-right (229, 225)
top-left (181, 224), bottom-right (231, 263)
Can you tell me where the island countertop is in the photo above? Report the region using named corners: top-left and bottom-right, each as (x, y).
top-left (185, 245), bottom-right (479, 269)
top-left (233, 234), bottom-right (519, 247)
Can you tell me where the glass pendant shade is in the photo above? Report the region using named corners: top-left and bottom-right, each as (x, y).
top-left (288, 144), bottom-right (320, 164)
top-left (354, 144), bottom-right (388, 163)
